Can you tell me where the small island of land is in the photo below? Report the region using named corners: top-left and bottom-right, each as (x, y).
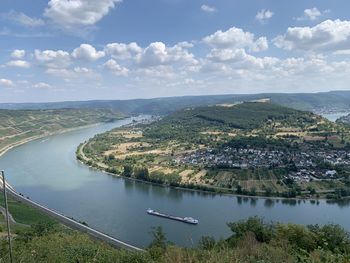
top-left (77, 101), bottom-right (350, 200)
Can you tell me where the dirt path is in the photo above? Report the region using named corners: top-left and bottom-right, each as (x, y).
top-left (78, 142), bottom-right (90, 161)
top-left (79, 142), bottom-right (108, 169)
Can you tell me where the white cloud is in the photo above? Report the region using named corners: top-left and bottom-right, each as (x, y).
top-left (136, 65), bottom-right (177, 79)
top-left (6, 60), bottom-right (30, 68)
top-left (297, 7), bottom-right (324, 21)
top-left (0, 78), bottom-right (14, 87)
top-left (207, 48), bottom-right (248, 62)
top-left (184, 78), bottom-right (203, 86)
top-left (256, 9), bottom-right (274, 23)
top-left (205, 48), bottom-right (279, 72)
top-left (333, 49), bottom-right (350, 55)
top-left (194, 51), bottom-right (350, 95)
top-left (46, 67), bottom-right (102, 84)
top-left (44, 0), bottom-right (122, 27)
top-left (201, 5), bottom-right (217, 13)
top-left (176, 41), bottom-right (194, 48)
top-left (46, 68), bottom-right (73, 78)
top-left (32, 82), bottom-right (52, 89)
top-left (34, 49), bottom-right (71, 68)
top-left (3, 21), bottom-right (350, 98)
top-left (73, 67), bottom-right (91, 73)
top-left (203, 26), bottom-right (268, 52)
top-left (103, 59), bottom-right (129, 76)
top-left (105, 42), bottom-right (142, 59)
top-left (304, 8), bottom-right (321, 21)
top-left (137, 42), bottom-right (197, 67)
top-left (3, 11), bottom-right (44, 27)
top-left (11, 49), bottom-right (26, 59)
top-left (72, 44), bottom-right (105, 61)
top-left (273, 20), bottom-right (350, 52)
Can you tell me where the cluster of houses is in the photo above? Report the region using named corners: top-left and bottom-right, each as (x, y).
top-left (288, 169), bottom-right (337, 182)
top-left (174, 146), bottom-right (347, 182)
top-left (124, 116), bottom-right (161, 128)
top-left (175, 148), bottom-right (286, 168)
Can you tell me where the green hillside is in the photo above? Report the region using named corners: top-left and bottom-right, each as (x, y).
top-left (0, 108), bottom-right (124, 154)
top-left (144, 102), bottom-right (319, 140)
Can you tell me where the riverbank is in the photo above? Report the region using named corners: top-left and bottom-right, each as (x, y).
top-left (0, 121), bottom-right (118, 158)
top-left (76, 142), bottom-right (345, 202)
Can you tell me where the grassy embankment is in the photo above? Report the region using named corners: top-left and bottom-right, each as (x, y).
top-left (78, 102), bottom-right (350, 199)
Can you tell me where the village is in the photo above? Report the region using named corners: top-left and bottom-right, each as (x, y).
top-left (174, 146), bottom-right (350, 182)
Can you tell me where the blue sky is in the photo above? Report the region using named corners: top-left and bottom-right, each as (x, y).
top-left (1, 0), bottom-right (350, 102)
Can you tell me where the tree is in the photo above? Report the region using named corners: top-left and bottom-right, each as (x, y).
top-left (107, 154), bottom-right (115, 161)
top-left (148, 227), bottom-right (169, 259)
top-left (276, 224), bottom-right (317, 251)
top-left (148, 226), bottom-right (168, 250)
top-left (236, 185), bottom-right (242, 194)
top-left (123, 164), bottom-right (133, 177)
top-left (264, 187), bottom-right (273, 197)
top-left (199, 236), bottom-right (216, 250)
top-left (227, 216), bottom-right (274, 243)
top-left (250, 187), bottom-right (257, 196)
top-left (308, 224), bottom-right (350, 253)
top-left (134, 166), bottom-right (149, 180)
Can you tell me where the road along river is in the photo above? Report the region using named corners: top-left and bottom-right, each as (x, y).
top-left (1, 116), bottom-right (350, 248)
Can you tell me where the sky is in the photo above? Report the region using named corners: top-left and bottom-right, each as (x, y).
top-left (1, 0), bottom-right (350, 103)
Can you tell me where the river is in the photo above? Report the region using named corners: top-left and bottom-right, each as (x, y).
top-left (0, 116), bottom-right (350, 248)
top-left (322, 112), bottom-right (350, 122)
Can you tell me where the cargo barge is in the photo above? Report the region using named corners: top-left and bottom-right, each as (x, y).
top-left (146, 208), bottom-right (198, 225)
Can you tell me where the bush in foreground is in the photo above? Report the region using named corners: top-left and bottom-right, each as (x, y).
top-left (1, 217), bottom-right (350, 262)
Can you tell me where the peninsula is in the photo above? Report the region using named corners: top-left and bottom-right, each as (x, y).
top-left (78, 102), bottom-right (350, 199)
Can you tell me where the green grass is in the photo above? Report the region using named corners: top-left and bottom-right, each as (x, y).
top-left (0, 195), bottom-right (54, 225)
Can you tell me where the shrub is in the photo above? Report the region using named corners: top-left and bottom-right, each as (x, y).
top-left (227, 217), bottom-right (274, 244)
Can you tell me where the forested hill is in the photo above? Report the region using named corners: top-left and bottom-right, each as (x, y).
top-left (1, 90), bottom-right (350, 115)
top-left (143, 102), bottom-right (321, 139)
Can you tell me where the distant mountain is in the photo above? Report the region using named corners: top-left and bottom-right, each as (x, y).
top-left (1, 90), bottom-right (350, 115)
top-left (266, 91), bottom-right (350, 112)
